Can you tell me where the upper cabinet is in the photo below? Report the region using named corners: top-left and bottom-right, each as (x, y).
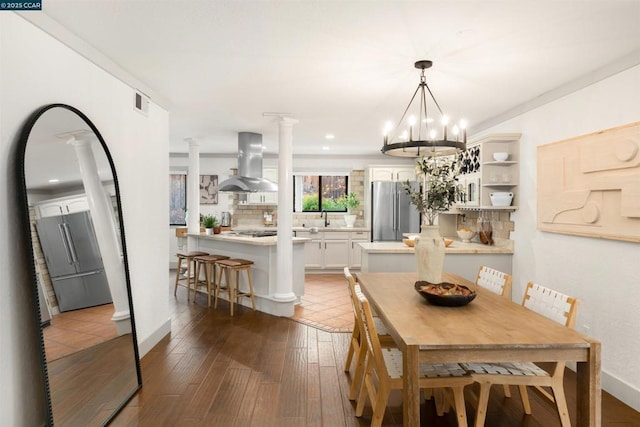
top-left (369, 166), bottom-right (417, 182)
top-left (457, 133), bottom-right (521, 211)
top-left (35, 195), bottom-right (89, 219)
top-left (246, 167), bottom-right (278, 205)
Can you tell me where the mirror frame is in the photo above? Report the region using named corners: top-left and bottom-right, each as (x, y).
top-left (16, 103), bottom-right (142, 426)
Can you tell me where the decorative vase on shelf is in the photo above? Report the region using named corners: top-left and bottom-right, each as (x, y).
top-left (344, 214), bottom-right (357, 228)
top-left (414, 224), bottom-right (445, 283)
top-left (205, 228), bottom-right (213, 235)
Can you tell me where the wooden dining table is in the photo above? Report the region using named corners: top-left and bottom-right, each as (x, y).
top-left (356, 272), bottom-right (601, 427)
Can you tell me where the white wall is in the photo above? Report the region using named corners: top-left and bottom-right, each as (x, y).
top-left (1, 14), bottom-right (170, 425)
top-left (481, 64), bottom-right (640, 410)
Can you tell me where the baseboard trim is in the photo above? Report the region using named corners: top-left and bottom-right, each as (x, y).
top-left (602, 369), bottom-right (640, 412)
top-left (137, 318), bottom-right (171, 358)
top-left (567, 361), bottom-right (640, 412)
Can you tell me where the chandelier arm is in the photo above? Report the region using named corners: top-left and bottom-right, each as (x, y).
top-left (389, 83), bottom-right (422, 141)
top-left (423, 82), bottom-right (444, 115)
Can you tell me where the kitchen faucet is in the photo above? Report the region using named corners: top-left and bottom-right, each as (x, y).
top-left (321, 210), bottom-right (330, 227)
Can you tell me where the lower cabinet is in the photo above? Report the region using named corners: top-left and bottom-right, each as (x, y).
top-left (303, 239), bottom-right (323, 269)
top-left (323, 239), bottom-right (350, 268)
top-left (299, 230), bottom-right (370, 270)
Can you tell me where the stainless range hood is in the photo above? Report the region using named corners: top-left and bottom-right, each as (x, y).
top-left (218, 132), bottom-right (278, 192)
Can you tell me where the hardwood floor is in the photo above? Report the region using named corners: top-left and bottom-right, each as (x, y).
top-left (109, 273), bottom-right (640, 426)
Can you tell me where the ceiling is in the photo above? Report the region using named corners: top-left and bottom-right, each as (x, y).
top-left (36, 1), bottom-right (640, 157)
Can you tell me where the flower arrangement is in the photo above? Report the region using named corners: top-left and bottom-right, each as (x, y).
top-left (403, 155), bottom-right (460, 226)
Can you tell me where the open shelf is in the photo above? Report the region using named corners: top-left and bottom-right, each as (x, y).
top-left (483, 161), bottom-right (517, 166)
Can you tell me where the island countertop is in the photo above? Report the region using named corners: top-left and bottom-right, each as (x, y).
top-left (358, 240), bottom-right (513, 254)
top-left (187, 232), bottom-right (310, 246)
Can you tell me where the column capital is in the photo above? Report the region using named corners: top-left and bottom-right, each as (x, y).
top-left (278, 116), bottom-right (299, 126)
top-left (185, 137), bottom-right (201, 147)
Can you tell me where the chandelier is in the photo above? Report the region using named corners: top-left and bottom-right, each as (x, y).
top-left (381, 60), bottom-right (467, 157)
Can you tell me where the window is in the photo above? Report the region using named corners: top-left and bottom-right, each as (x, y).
top-left (169, 174), bottom-right (187, 225)
top-left (294, 174), bottom-right (348, 212)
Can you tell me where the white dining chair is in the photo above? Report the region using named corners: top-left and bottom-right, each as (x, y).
top-left (464, 282), bottom-right (580, 427)
top-left (354, 289), bottom-right (473, 427)
top-left (475, 265), bottom-right (512, 298)
top-left (343, 267), bottom-right (393, 401)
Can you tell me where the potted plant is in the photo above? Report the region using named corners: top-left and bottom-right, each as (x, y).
top-left (338, 192), bottom-right (360, 228)
top-left (403, 154), bottom-right (460, 283)
top-left (202, 214), bottom-right (217, 235)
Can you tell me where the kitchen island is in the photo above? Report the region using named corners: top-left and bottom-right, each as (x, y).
top-left (358, 240), bottom-right (513, 283)
top-left (187, 232), bottom-right (310, 316)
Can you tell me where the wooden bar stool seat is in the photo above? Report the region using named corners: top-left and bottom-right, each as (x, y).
top-left (174, 251), bottom-right (208, 302)
top-left (214, 258), bottom-right (256, 316)
top-left (193, 254), bottom-right (230, 307)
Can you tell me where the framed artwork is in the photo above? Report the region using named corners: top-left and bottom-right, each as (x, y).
top-left (200, 175), bottom-right (218, 204)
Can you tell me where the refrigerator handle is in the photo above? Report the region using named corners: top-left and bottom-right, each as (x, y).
top-left (392, 188), bottom-right (397, 231)
top-left (395, 189), bottom-right (400, 230)
top-left (63, 223), bottom-right (79, 264)
top-left (58, 224), bottom-right (74, 265)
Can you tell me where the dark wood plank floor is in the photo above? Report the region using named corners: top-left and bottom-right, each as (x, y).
top-left (110, 274), bottom-right (640, 426)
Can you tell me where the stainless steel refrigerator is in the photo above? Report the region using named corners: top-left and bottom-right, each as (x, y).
top-left (36, 211), bottom-right (112, 312)
top-left (371, 181), bottom-right (421, 241)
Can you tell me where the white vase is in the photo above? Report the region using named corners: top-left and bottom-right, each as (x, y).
top-left (414, 224), bottom-right (445, 283)
top-left (344, 214), bottom-right (356, 228)
top-left (205, 228), bottom-right (213, 235)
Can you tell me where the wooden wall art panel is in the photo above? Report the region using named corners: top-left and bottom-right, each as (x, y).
top-left (537, 122), bottom-right (640, 242)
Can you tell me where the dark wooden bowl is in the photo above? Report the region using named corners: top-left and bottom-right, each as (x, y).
top-left (414, 281), bottom-right (477, 307)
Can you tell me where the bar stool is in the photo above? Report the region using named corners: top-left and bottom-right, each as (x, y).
top-left (174, 251), bottom-right (208, 302)
top-left (193, 254), bottom-right (230, 307)
top-left (214, 258), bottom-right (256, 316)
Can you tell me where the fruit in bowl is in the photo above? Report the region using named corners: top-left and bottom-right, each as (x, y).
top-left (456, 228), bottom-right (476, 243)
top-left (402, 238), bottom-right (415, 247)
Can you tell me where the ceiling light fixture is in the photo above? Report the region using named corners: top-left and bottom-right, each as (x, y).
top-left (381, 60), bottom-right (467, 157)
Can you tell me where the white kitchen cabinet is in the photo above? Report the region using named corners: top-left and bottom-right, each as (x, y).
top-left (35, 195), bottom-right (89, 219)
top-left (247, 167), bottom-right (278, 205)
top-left (303, 239), bottom-right (323, 269)
top-left (369, 166), bottom-right (416, 182)
top-left (299, 230), bottom-right (370, 270)
top-left (349, 231), bottom-right (370, 268)
top-left (323, 239), bottom-right (350, 268)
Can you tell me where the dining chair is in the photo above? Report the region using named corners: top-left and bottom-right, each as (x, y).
top-left (354, 289), bottom-right (473, 427)
top-left (343, 267), bottom-right (394, 401)
top-left (464, 282), bottom-right (580, 427)
top-left (475, 265), bottom-right (512, 298)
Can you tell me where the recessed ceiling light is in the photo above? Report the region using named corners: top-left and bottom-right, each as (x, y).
top-left (322, 146), bottom-right (330, 151)
top-left (325, 133), bottom-right (335, 140)
top-left (48, 179), bottom-right (59, 183)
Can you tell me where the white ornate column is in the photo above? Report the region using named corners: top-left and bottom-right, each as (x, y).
top-left (186, 138), bottom-right (201, 250)
top-left (275, 117), bottom-right (298, 313)
top-left (69, 136), bottom-right (130, 335)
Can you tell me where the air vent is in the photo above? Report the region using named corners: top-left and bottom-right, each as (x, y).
top-left (133, 91), bottom-right (149, 116)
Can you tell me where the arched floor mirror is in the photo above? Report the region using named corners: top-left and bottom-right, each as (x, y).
top-left (17, 104), bottom-right (142, 426)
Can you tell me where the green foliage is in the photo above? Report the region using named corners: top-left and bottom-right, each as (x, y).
top-left (403, 155), bottom-right (460, 225)
top-left (202, 214), bottom-right (217, 228)
top-left (302, 194), bottom-right (346, 212)
top-left (337, 192), bottom-right (360, 211)
top-left (302, 194), bottom-right (319, 211)
top-left (321, 197), bottom-right (345, 211)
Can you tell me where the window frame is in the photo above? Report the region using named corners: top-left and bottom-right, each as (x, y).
top-left (169, 173), bottom-right (187, 226)
top-left (293, 173), bottom-right (349, 213)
